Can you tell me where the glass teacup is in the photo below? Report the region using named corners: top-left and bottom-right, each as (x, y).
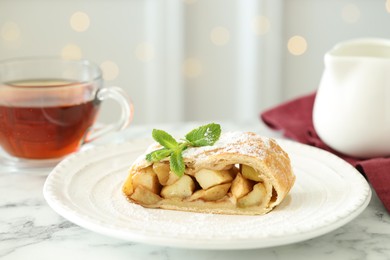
top-left (0, 57), bottom-right (133, 170)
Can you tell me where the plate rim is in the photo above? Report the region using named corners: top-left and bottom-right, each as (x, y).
top-left (43, 138), bottom-right (372, 250)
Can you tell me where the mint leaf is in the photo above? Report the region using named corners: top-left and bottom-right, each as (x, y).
top-left (146, 148), bottom-right (171, 162)
top-left (152, 129), bottom-right (178, 149)
top-left (170, 148), bottom-right (185, 177)
top-left (146, 123), bottom-right (221, 177)
top-left (184, 123), bottom-right (221, 147)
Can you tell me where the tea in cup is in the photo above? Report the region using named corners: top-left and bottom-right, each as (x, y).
top-left (0, 57), bottom-right (133, 168)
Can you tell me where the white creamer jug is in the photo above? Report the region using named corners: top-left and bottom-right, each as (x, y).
top-left (313, 38), bottom-right (390, 158)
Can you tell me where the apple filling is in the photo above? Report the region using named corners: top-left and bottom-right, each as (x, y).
top-left (124, 162), bottom-right (271, 208)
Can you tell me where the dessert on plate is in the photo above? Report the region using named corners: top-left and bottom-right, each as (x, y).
top-left (122, 123), bottom-right (295, 215)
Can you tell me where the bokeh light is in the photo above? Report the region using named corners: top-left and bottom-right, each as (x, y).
top-left (1, 21), bottom-right (21, 42)
top-left (210, 26), bottom-right (230, 46)
top-left (135, 43), bottom-right (155, 62)
top-left (61, 44), bottom-right (82, 59)
top-left (253, 15), bottom-right (270, 35)
top-left (183, 58), bottom-right (203, 78)
top-left (70, 11), bottom-right (90, 32)
top-left (100, 61), bottom-right (119, 81)
top-left (287, 35), bottom-right (308, 56)
top-left (341, 4), bottom-right (360, 23)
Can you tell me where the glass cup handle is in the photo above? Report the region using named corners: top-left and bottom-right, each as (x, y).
top-left (85, 86), bottom-right (134, 142)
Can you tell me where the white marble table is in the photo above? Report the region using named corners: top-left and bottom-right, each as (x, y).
top-left (1, 122), bottom-right (390, 260)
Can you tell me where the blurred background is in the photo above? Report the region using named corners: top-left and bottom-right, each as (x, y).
top-left (1, 0), bottom-right (390, 125)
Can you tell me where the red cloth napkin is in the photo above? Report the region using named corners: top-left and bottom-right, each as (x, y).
top-left (260, 92), bottom-right (390, 213)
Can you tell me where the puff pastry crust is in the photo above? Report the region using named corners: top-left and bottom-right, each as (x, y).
top-left (122, 132), bottom-right (295, 215)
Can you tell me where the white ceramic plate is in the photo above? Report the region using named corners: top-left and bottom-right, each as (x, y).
top-left (43, 139), bottom-right (371, 250)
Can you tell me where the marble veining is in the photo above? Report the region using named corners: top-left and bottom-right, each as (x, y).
top-left (0, 122), bottom-right (389, 260)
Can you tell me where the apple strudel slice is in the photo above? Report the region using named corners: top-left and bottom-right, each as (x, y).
top-left (122, 132), bottom-right (295, 215)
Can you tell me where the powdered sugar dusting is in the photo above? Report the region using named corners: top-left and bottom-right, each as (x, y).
top-left (182, 131), bottom-right (272, 161)
top-left (131, 131), bottom-right (275, 170)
